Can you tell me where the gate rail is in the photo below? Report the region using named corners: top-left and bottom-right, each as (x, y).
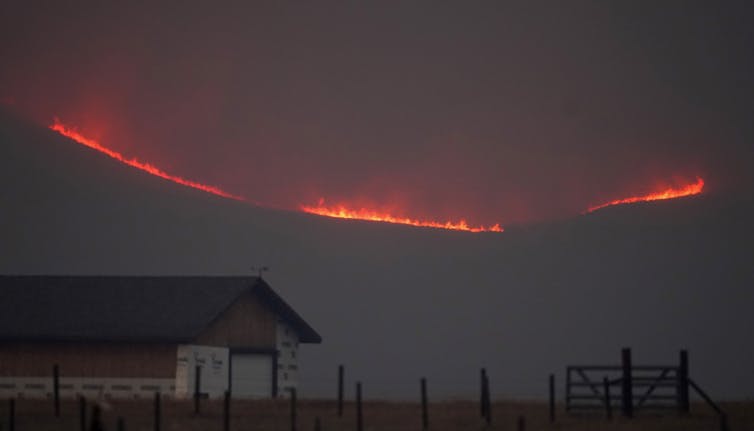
top-left (566, 349), bottom-right (690, 416)
top-left (564, 349), bottom-right (726, 429)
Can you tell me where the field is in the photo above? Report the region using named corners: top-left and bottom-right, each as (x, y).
top-left (4, 398), bottom-right (753, 431)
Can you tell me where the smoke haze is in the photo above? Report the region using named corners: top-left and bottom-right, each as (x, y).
top-left (2, 1), bottom-right (754, 401)
top-left (1, 110), bottom-right (753, 399)
top-left (2, 2), bottom-right (753, 224)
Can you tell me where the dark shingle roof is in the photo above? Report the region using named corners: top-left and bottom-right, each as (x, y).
top-left (0, 276), bottom-right (321, 343)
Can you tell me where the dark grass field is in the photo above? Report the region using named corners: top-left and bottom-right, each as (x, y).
top-left (4, 398), bottom-right (754, 431)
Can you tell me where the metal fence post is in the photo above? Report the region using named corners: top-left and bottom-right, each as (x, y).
top-left (621, 348), bottom-right (633, 418)
top-left (356, 382), bottom-right (363, 431)
top-left (153, 392), bottom-right (161, 431)
top-left (53, 364), bottom-right (60, 418)
top-left (549, 374), bottom-right (555, 423)
top-left (483, 371), bottom-right (491, 425)
top-left (290, 387), bottom-right (297, 431)
top-left (420, 378), bottom-right (428, 431)
top-left (604, 376), bottom-right (612, 420)
top-left (194, 365), bottom-right (202, 415)
top-left (8, 398), bottom-right (15, 431)
top-left (79, 395), bottom-right (87, 431)
top-left (479, 368), bottom-right (487, 418)
top-left (338, 365), bottom-right (344, 417)
top-left (224, 390), bottom-right (231, 431)
top-left (678, 350), bottom-right (690, 413)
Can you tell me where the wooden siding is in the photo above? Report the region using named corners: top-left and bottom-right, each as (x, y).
top-left (0, 343), bottom-right (177, 378)
top-left (193, 290), bottom-right (276, 349)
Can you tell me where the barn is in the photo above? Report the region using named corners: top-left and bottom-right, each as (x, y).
top-left (0, 275), bottom-right (321, 399)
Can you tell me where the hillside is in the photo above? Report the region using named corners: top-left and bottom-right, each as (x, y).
top-left (1, 109), bottom-right (753, 400)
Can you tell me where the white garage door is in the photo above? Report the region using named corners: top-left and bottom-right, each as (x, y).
top-left (231, 354), bottom-right (273, 398)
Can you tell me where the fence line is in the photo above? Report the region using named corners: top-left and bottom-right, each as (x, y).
top-left (0, 354), bottom-right (734, 431)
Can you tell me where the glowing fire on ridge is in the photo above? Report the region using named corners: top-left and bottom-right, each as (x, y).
top-left (586, 177), bottom-right (705, 213)
top-left (49, 118), bottom-right (243, 200)
top-left (300, 200), bottom-right (503, 233)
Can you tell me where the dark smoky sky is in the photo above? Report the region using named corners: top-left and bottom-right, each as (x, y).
top-left (1, 1), bottom-right (752, 224)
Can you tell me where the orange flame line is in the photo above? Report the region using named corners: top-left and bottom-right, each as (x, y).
top-left (300, 201), bottom-right (503, 233)
top-left (586, 177), bottom-right (704, 213)
top-left (49, 118), bottom-right (243, 201)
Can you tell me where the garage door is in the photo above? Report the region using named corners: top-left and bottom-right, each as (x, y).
top-left (231, 354), bottom-right (273, 398)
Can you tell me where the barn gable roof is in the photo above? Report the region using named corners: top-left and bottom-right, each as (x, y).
top-left (0, 276), bottom-right (321, 344)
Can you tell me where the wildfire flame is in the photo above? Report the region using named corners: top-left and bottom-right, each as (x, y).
top-left (48, 118), bottom-right (703, 229)
top-left (300, 200), bottom-right (503, 233)
top-left (49, 118), bottom-right (243, 200)
top-left (586, 177), bottom-right (705, 213)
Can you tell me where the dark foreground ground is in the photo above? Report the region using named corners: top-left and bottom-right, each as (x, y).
top-left (4, 398), bottom-right (753, 431)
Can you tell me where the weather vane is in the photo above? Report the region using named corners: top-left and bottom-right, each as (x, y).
top-left (251, 266), bottom-right (269, 278)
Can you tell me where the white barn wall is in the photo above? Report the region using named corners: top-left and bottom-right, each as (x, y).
top-left (276, 319), bottom-right (299, 396)
top-left (175, 345), bottom-right (229, 399)
top-left (0, 376), bottom-right (174, 399)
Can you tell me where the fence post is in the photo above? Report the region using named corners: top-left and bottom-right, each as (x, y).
top-left (79, 395), bottom-right (87, 431)
top-left (290, 387), bottom-right (297, 431)
top-left (483, 371), bottom-right (491, 425)
top-left (337, 365), bottom-right (344, 417)
top-left (224, 390), bottom-right (231, 431)
top-left (90, 405), bottom-right (104, 431)
top-left (153, 392), bottom-right (161, 431)
top-left (603, 376), bottom-right (612, 420)
top-left (194, 365), bottom-right (202, 415)
top-left (356, 382), bottom-right (363, 431)
top-left (314, 416), bottom-right (322, 431)
top-left (548, 374), bottom-right (555, 423)
top-left (565, 367), bottom-right (571, 412)
top-left (517, 415), bottom-right (526, 431)
top-left (678, 349), bottom-right (690, 414)
top-left (53, 364), bottom-right (60, 418)
top-left (479, 368), bottom-right (487, 418)
top-left (117, 417), bottom-right (125, 431)
top-left (8, 398), bottom-right (15, 431)
top-left (621, 347), bottom-right (633, 418)
top-left (720, 413), bottom-right (729, 431)
top-left (420, 378), bottom-right (428, 431)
